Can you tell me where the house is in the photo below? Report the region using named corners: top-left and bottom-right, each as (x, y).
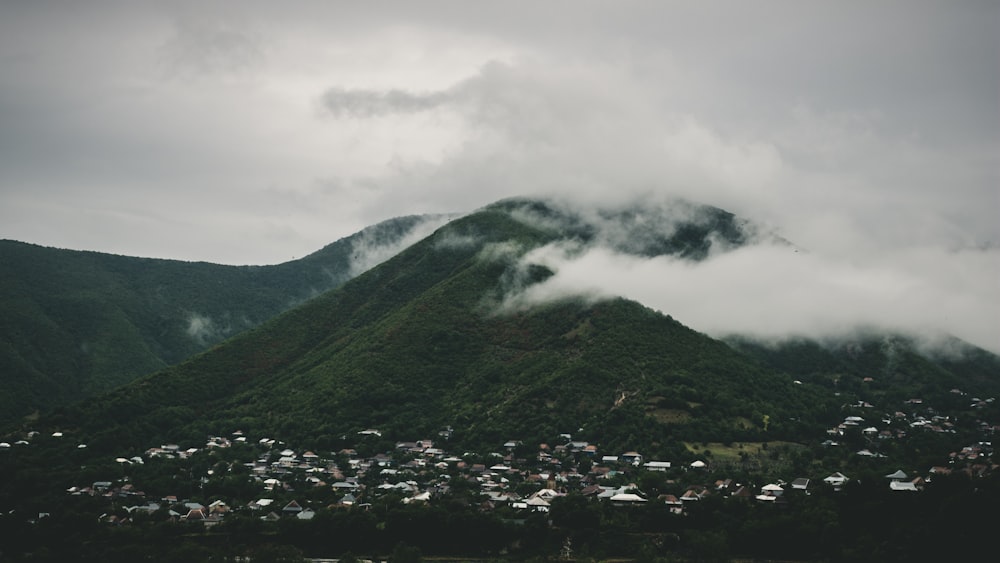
top-left (533, 488), bottom-right (562, 501)
top-left (885, 469), bottom-right (908, 481)
top-left (524, 496), bottom-right (551, 512)
top-left (790, 478), bottom-right (810, 491)
top-left (621, 451), bottom-right (643, 465)
top-left (250, 498), bottom-right (274, 510)
top-left (183, 508), bottom-right (206, 522)
top-left (759, 483), bottom-right (784, 497)
top-left (680, 489), bottom-right (704, 502)
top-left (403, 491), bottom-right (432, 504)
top-left (661, 494), bottom-right (684, 514)
top-left (643, 461), bottom-right (671, 472)
top-left (208, 500), bottom-right (229, 515)
top-left (823, 472), bottom-right (849, 490)
top-left (610, 493), bottom-right (647, 504)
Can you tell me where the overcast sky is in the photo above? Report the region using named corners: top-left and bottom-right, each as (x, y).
top-left (2, 1), bottom-right (998, 351)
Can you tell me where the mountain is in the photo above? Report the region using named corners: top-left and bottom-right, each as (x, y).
top-left (729, 332), bottom-right (1000, 397)
top-left (26, 197), bottom-right (994, 456)
top-left (2, 197), bottom-right (998, 562)
top-left (0, 214), bottom-right (452, 423)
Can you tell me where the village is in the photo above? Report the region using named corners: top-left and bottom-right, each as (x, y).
top-left (38, 386), bottom-right (994, 529)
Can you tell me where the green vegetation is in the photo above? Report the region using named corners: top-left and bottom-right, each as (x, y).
top-left (0, 197), bottom-right (997, 561)
top-left (12, 204), bottom-right (850, 460)
top-left (0, 215), bottom-right (440, 423)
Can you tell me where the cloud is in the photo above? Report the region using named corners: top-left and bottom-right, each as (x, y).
top-left (159, 16), bottom-right (265, 78)
top-left (313, 55), bottom-right (997, 356)
top-left (501, 238), bottom-right (1000, 355)
top-left (347, 214), bottom-right (455, 277)
top-left (312, 48), bottom-right (997, 260)
top-left (185, 313), bottom-right (221, 345)
top-left (321, 87), bottom-right (452, 118)
top-left (321, 59), bottom-right (798, 224)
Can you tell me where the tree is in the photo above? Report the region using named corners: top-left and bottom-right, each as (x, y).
top-left (389, 542), bottom-right (422, 563)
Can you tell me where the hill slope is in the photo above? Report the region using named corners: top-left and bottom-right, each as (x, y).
top-left (2, 197), bottom-right (998, 562)
top-left (0, 214), bottom-right (451, 423)
top-left (34, 199), bottom-right (848, 456)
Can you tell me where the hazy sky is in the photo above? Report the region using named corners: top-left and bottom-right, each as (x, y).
top-left (2, 1), bottom-right (998, 350)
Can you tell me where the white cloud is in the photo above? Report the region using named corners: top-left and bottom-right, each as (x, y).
top-left (347, 214), bottom-right (455, 277)
top-left (503, 240), bottom-right (1000, 354)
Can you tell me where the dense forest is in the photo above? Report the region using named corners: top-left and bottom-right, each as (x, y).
top-left (0, 214), bottom-right (447, 423)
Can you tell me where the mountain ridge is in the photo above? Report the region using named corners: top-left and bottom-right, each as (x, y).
top-left (24, 199), bottom-right (997, 460)
top-left (0, 213), bottom-right (453, 423)
top-left (2, 197), bottom-right (998, 562)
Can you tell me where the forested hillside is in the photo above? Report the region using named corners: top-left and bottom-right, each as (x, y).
top-left (27, 199), bottom-right (997, 457)
top-left (1, 198), bottom-right (998, 561)
top-left (0, 214), bottom-right (448, 423)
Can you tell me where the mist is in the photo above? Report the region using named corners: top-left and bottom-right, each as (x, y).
top-left (492, 199), bottom-right (1000, 355)
top-left (347, 214), bottom-right (456, 277)
top-left (185, 313), bottom-right (227, 345)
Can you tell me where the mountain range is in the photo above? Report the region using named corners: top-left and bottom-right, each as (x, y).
top-left (2, 196), bottom-right (999, 561)
top-left (4, 197), bottom-right (996, 457)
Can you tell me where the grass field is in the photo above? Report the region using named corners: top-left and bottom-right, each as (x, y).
top-left (683, 441), bottom-right (806, 463)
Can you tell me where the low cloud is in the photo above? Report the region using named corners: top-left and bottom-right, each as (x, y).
top-left (347, 214), bottom-right (455, 277)
top-left (185, 313), bottom-right (221, 345)
top-left (314, 56), bottom-right (998, 356)
top-left (185, 312), bottom-right (254, 345)
top-left (501, 240), bottom-right (1000, 355)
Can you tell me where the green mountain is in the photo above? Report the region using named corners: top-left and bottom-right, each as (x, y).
top-left (27, 197), bottom-right (995, 456)
top-left (728, 332), bottom-right (1000, 417)
top-left (2, 197), bottom-right (998, 562)
top-left (0, 214), bottom-right (451, 423)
